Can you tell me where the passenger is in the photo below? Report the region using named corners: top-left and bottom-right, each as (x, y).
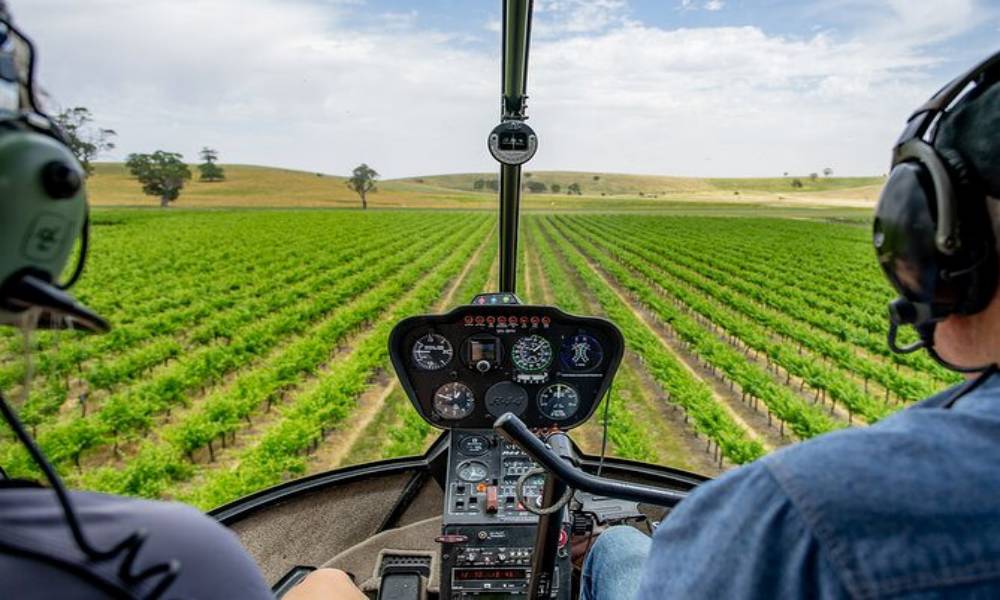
top-left (580, 53), bottom-right (1000, 599)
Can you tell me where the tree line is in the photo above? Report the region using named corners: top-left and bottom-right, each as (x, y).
top-left (54, 106), bottom-right (226, 207)
top-left (55, 106), bottom-right (381, 209)
top-left (472, 177), bottom-right (583, 195)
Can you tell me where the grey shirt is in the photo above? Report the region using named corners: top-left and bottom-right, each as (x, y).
top-left (0, 488), bottom-right (273, 599)
top-left (637, 372), bottom-right (1000, 599)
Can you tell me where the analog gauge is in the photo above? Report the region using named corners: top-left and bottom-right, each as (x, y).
top-left (560, 333), bottom-right (604, 372)
top-left (457, 460), bottom-right (489, 483)
top-left (412, 333), bottom-right (453, 371)
top-left (537, 383), bottom-right (580, 421)
top-left (512, 334), bottom-right (553, 373)
top-left (433, 382), bottom-right (475, 420)
top-left (459, 435), bottom-right (489, 456)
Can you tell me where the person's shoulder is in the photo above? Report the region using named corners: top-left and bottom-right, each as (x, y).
top-left (758, 390), bottom-right (1000, 598)
top-left (0, 489), bottom-right (273, 599)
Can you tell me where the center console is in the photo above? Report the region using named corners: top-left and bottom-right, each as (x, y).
top-left (389, 303), bottom-right (624, 599)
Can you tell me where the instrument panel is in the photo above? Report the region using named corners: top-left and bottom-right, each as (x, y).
top-left (389, 305), bottom-right (624, 429)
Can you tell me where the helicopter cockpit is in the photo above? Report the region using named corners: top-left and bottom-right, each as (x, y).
top-left (205, 4), bottom-right (707, 597)
top-left (216, 296), bottom-right (700, 600)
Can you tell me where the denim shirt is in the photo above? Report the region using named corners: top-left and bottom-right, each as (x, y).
top-left (637, 372), bottom-right (1000, 599)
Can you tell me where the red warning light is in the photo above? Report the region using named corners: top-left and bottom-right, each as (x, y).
top-left (530, 316), bottom-right (540, 325)
top-left (464, 316), bottom-right (474, 325)
top-left (486, 316), bottom-right (496, 325)
top-left (541, 316), bottom-right (551, 326)
top-left (497, 316), bottom-right (507, 325)
top-left (475, 316), bottom-right (485, 325)
top-left (519, 316), bottom-right (529, 325)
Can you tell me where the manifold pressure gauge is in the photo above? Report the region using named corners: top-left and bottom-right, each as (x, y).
top-left (488, 121), bottom-right (538, 166)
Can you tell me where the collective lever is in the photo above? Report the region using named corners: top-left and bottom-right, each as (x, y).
top-left (492, 413), bottom-right (686, 507)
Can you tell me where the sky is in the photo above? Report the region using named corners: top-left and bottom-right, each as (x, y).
top-left (11, 0), bottom-right (1000, 178)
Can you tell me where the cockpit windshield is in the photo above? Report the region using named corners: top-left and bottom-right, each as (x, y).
top-left (2, 0), bottom-right (988, 514)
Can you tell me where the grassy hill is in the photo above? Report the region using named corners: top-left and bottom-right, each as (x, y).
top-left (87, 163), bottom-right (885, 212)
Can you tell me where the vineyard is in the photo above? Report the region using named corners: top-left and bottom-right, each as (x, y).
top-left (0, 209), bottom-right (959, 509)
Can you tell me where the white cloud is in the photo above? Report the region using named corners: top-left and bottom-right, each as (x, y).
top-left (678, 0), bottom-right (724, 12)
top-left (7, 0), bottom-right (989, 178)
top-left (533, 0), bottom-right (628, 35)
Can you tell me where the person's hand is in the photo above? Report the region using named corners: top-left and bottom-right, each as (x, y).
top-left (284, 568), bottom-right (366, 600)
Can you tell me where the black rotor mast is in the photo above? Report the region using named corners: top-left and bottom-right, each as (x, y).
top-left (496, 0), bottom-right (534, 293)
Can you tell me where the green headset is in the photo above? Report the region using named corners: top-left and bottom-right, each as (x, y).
top-left (873, 49), bottom-right (1000, 373)
top-left (0, 8), bottom-right (107, 333)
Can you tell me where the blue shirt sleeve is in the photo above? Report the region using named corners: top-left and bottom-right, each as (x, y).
top-left (636, 461), bottom-right (848, 599)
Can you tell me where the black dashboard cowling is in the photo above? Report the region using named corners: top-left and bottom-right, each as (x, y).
top-left (389, 304), bottom-right (624, 430)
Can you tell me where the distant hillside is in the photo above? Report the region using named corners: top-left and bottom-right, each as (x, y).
top-left (87, 163), bottom-right (884, 209)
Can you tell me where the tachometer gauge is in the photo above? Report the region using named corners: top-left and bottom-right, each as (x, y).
top-left (537, 383), bottom-right (580, 420)
top-left (512, 334), bottom-right (553, 372)
top-left (412, 333), bottom-right (453, 371)
top-left (433, 382), bottom-right (475, 420)
top-left (457, 460), bottom-right (489, 483)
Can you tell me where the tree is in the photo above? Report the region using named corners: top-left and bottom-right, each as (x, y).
top-left (791, 178), bottom-right (804, 189)
top-left (823, 167), bottom-right (833, 177)
top-left (125, 151), bottom-right (192, 207)
top-left (550, 183), bottom-right (561, 194)
top-left (782, 171), bottom-right (789, 177)
top-left (346, 163), bottom-right (378, 209)
top-left (473, 179), bottom-right (486, 190)
top-left (809, 172), bottom-right (819, 181)
top-left (53, 107), bottom-right (116, 176)
top-left (567, 182), bottom-right (582, 195)
top-left (593, 175), bottom-right (600, 181)
top-left (526, 181), bottom-right (547, 193)
top-left (198, 147), bottom-right (226, 182)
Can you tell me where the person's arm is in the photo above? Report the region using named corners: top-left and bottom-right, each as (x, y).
top-left (636, 461), bottom-right (848, 599)
top-left (284, 569), bottom-right (366, 600)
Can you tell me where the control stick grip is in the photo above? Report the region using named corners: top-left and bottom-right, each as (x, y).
top-left (493, 413), bottom-right (686, 507)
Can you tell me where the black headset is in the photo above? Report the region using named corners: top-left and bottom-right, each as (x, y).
top-left (873, 50), bottom-right (1000, 373)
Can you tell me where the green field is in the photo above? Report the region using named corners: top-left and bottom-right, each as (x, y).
top-left (0, 207), bottom-right (956, 509)
top-left (87, 163), bottom-right (884, 214)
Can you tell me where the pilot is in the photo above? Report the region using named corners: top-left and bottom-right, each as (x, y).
top-left (0, 4), bottom-right (280, 598)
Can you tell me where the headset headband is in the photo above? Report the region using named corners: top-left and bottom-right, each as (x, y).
top-left (892, 50), bottom-right (1000, 256)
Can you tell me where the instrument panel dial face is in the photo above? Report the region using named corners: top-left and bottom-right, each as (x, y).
top-left (412, 333), bottom-right (453, 371)
top-left (434, 382), bottom-right (476, 420)
top-left (458, 434), bottom-right (489, 456)
top-left (511, 334), bottom-right (553, 373)
top-left (537, 383), bottom-right (580, 421)
top-left (560, 333), bottom-right (604, 372)
top-left (457, 460), bottom-right (489, 483)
